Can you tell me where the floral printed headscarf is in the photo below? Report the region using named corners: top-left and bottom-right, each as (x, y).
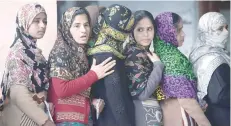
top-left (48, 7), bottom-right (91, 97)
top-left (1, 3), bottom-right (48, 102)
top-left (88, 4), bottom-right (134, 59)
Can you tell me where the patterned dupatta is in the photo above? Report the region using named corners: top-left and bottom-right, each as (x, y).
top-left (154, 12), bottom-right (197, 100)
top-left (48, 7), bottom-right (90, 97)
top-left (124, 34), bottom-right (153, 97)
top-left (87, 4), bottom-right (134, 59)
top-left (154, 12), bottom-right (199, 126)
top-left (1, 3), bottom-right (49, 104)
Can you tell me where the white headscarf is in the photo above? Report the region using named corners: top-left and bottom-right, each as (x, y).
top-left (195, 12), bottom-right (229, 49)
top-left (189, 12), bottom-right (230, 101)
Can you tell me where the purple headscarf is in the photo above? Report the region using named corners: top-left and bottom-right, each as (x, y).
top-left (155, 12), bottom-right (178, 47)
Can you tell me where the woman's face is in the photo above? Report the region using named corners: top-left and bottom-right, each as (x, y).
top-left (28, 12), bottom-right (47, 39)
top-left (133, 17), bottom-right (154, 47)
top-left (176, 19), bottom-right (185, 47)
top-left (70, 14), bottom-right (90, 44)
top-left (217, 24), bottom-right (229, 33)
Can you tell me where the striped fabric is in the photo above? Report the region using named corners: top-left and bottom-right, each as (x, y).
top-left (20, 114), bottom-right (38, 126)
top-left (180, 107), bottom-right (198, 126)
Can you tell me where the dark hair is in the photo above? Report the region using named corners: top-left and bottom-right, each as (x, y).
top-left (71, 8), bottom-right (91, 27)
top-left (35, 4), bottom-right (42, 9)
top-left (172, 12), bottom-right (181, 28)
top-left (99, 7), bottom-right (106, 14)
top-left (132, 10), bottom-right (156, 39)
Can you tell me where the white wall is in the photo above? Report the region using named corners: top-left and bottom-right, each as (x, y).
top-left (0, 0), bottom-right (57, 81)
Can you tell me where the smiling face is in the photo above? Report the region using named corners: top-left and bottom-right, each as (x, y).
top-left (70, 14), bottom-right (91, 44)
top-left (27, 12), bottom-right (47, 39)
top-left (133, 17), bottom-right (154, 47)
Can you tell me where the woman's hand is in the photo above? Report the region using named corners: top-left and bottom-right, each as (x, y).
top-left (92, 98), bottom-right (105, 119)
top-left (90, 57), bottom-right (116, 79)
top-left (0, 88), bottom-right (2, 100)
top-left (147, 52), bottom-right (160, 63)
top-left (202, 103), bottom-right (208, 112)
top-left (48, 102), bottom-right (54, 117)
top-left (92, 98), bottom-right (105, 113)
top-left (42, 119), bottom-right (55, 126)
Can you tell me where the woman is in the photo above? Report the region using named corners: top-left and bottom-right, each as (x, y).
top-left (124, 10), bottom-right (164, 126)
top-left (154, 12), bottom-right (211, 126)
top-left (48, 7), bottom-right (115, 126)
top-left (0, 3), bottom-right (55, 126)
top-left (87, 4), bottom-right (135, 126)
top-left (189, 12), bottom-right (230, 126)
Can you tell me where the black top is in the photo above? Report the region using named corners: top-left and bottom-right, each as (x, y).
top-left (89, 52), bottom-right (135, 126)
top-left (205, 63), bottom-right (230, 126)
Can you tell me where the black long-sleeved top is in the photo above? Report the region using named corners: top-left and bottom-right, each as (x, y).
top-left (89, 52), bottom-right (135, 126)
top-left (204, 63), bottom-right (230, 126)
